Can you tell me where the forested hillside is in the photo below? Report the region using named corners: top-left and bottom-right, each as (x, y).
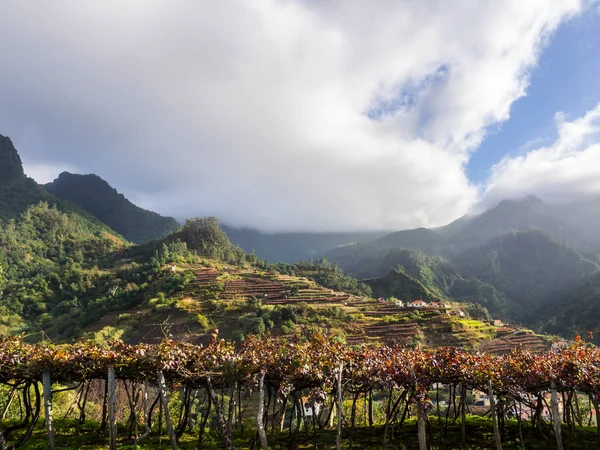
top-left (0, 202), bottom-right (127, 337)
top-left (45, 172), bottom-right (180, 243)
top-left (453, 230), bottom-right (600, 322)
top-left (538, 271), bottom-right (600, 338)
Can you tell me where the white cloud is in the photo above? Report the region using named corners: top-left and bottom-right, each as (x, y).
top-left (483, 104), bottom-right (600, 205)
top-left (0, 0), bottom-right (587, 231)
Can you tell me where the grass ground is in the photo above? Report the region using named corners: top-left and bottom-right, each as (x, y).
top-left (15, 416), bottom-right (600, 449)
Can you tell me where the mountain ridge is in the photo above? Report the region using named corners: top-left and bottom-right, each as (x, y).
top-left (45, 171), bottom-right (180, 243)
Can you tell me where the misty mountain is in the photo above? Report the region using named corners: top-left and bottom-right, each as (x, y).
top-left (45, 172), bottom-right (180, 244)
top-left (222, 225), bottom-right (387, 263)
top-left (326, 196), bottom-right (599, 276)
top-left (445, 196), bottom-right (587, 249)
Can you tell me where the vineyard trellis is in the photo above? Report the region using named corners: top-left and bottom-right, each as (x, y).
top-left (0, 333), bottom-right (600, 449)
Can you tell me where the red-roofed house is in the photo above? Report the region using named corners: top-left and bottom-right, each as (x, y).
top-left (409, 300), bottom-right (427, 308)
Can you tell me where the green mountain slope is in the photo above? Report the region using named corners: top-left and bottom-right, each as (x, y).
top-left (453, 229), bottom-right (600, 322)
top-left (357, 248), bottom-right (508, 316)
top-left (45, 172), bottom-right (180, 243)
top-left (364, 268), bottom-right (442, 302)
top-left (0, 202), bottom-right (127, 337)
top-left (537, 271), bottom-right (600, 341)
top-left (326, 228), bottom-right (446, 276)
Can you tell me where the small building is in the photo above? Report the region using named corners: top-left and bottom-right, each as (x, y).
top-left (170, 265), bottom-right (177, 272)
top-left (377, 297), bottom-right (387, 304)
top-left (493, 319), bottom-right (504, 327)
top-left (429, 302), bottom-right (440, 308)
top-left (395, 299), bottom-right (405, 307)
top-left (301, 397), bottom-right (322, 417)
top-left (409, 300), bottom-right (427, 308)
top-left (472, 389), bottom-right (491, 407)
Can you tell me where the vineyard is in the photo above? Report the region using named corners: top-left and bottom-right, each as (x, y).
top-left (1, 334), bottom-right (600, 449)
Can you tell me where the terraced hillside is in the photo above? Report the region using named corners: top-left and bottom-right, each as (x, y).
top-left (480, 330), bottom-right (553, 355)
top-left (85, 259), bottom-right (561, 353)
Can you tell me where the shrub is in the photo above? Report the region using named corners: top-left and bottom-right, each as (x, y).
top-left (195, 313), bottom-right (209, 331)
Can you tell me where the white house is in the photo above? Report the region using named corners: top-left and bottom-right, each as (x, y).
top-left (301, 397), bottom-right (322, 417)
top-left (409, 300), bottom-right (427, 308)
top-left (395, 299), bottom-right (405, 307)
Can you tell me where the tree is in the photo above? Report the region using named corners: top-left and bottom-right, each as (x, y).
top-left (0, 262), bottom-right (6, 299)
top-left (179, 217), bottom-right (232, 259)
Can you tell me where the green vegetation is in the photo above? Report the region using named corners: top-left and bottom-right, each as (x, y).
top-left (364, 268), bottom-right (441, 302)
top-left (267, 258), bottom-right (372, 297)
top-left (11, 417), bottom-right (600, 449)
top-left (453, 229), bottom-right (600, 322)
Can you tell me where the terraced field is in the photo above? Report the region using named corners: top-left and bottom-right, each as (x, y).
top-left (480, 331), bottom-right (552, 355)
top-left (95, 261), bottom-right (562, 353)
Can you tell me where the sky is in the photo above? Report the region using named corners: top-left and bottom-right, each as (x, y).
top-left (1, 1), bottom-right (600, 232)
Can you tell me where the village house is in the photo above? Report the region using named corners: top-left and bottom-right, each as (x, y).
top-left (472, 389), bottom-right (491, 407)
top-left (493, 319), bottom-right (504, 327)
top-left (377, 297), bottom-right (387, 304)
top-left (301, 397), bottom-right (322, 417)
top-left (429, 301), bottom-right (440, 308)
top-left (409, 300), bottom-right (427, 308)
top-left (395, 299), bottom-right (405, 307)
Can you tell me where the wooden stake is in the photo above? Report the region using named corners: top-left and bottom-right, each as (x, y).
top-left (42, 371), bottom-right (55, 450)
top-left (257, 371), bottom-right (268, 450)
top-left (409, 366), bottom-right (427, 450)
top-left (107, 367), bottom-right (117, 450)
top-left (550, 381), bottom-right (564, 450)
top-left (488, 380), bottom-right (502, 450)
top-left (157, 371), bottom-right (178, 450)
top-left (336, 361), bottom-right (343, 450)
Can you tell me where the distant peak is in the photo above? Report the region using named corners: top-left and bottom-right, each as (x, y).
top-left (0, 134), bottom-right (25, 180)
top-left (496, 195), bottom-right (544, 208)
top-left (50, 171), bottom-right (112, 189)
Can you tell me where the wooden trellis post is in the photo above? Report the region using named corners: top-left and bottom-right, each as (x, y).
top-left (336, 361), bottom-right (343, 450)
top-left (488, 380), bottom-right (502, 450)
top-left (42, 371), bottom-right (55, 450)
top-left (158, 371), bottom-right (178, 450)
top-left (551, 381), bottom-right (564, 450)
top-left (108, 367), bottom-right (117, 450)
top-left (257, 371), bottom-right (268, 450)
top-left (409, 366), bottom-right (427, 450)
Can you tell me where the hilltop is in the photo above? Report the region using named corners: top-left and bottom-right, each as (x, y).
top-left (45, 171), bottom-right (180, 243)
